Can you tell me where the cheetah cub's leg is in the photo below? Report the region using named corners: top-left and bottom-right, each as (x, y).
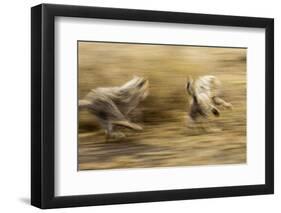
top-left (213, 96), bottom-right (232, 109)
top-left (103, 121), bottom-right (126, 140)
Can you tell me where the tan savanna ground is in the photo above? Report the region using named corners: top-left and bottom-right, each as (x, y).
top-left (78, 41), bottom-right (247, 170)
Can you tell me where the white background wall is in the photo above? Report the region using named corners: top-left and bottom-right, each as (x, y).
top-left (0, 0), bottom-right (279, 212)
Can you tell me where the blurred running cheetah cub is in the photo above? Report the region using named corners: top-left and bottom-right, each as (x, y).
top-left (186, 75), bottom-right (232, 125)
top-left (79, 76), bottom-right (149, 138)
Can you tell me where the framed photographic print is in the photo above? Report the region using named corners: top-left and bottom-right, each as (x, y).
top-left (31, 3), bottom-right (274, 209)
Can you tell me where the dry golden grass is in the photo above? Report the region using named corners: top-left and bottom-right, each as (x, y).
top-left (78, 41), bottom-right (246, 170)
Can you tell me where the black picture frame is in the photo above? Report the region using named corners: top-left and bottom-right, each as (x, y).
top-left (31, 3), bottom-right (274, 209)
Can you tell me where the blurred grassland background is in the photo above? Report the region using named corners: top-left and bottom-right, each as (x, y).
top-left (78, 41), bottom-right (246, 170)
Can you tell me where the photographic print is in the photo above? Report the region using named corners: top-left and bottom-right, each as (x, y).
top-left (78, 41), bottom-right (247, 170)
top-left (31, 4), bottom-right (273, 208)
